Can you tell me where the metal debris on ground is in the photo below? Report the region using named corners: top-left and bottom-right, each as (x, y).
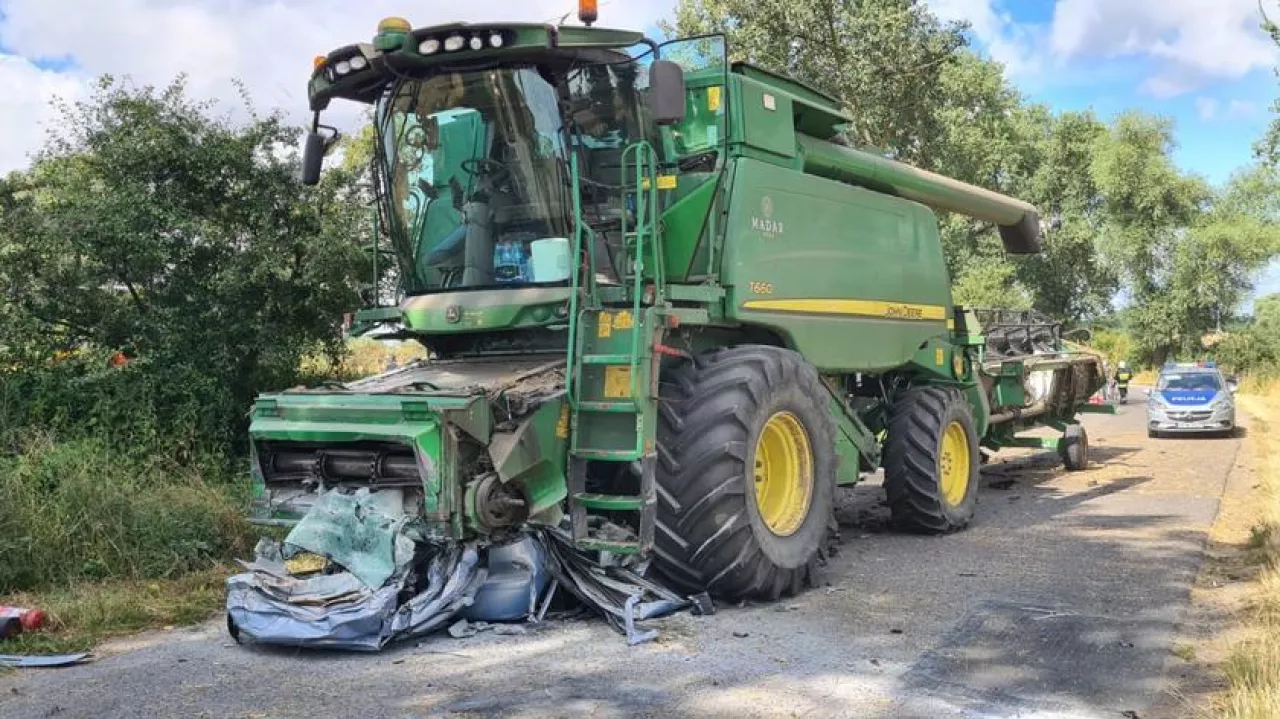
top-left (226, 536), bottom-right (485, 652)
top-left (225, 498), bottom-right (708, 652)
top-left (536, 528), bottom-right (704, 646)
top-left (0, 653), bottom-right (90, 668)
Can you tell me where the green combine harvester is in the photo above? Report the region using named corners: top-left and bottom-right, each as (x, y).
top-left (232, 8), bottom-right (1107, 645)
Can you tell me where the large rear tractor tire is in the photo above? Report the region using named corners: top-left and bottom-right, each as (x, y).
top-left (883, 387), bottom-right (980, 533)
top-left (653, 346), bottom-right (837, 601)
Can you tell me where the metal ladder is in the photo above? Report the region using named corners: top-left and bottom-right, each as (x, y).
top-left (564, 141), bottom-right (664, 555)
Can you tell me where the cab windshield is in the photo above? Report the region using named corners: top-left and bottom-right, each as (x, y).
top-left (375, 60), bottom-right (653, 294)
top-left (1158, 372), bottom-right (1222, 392)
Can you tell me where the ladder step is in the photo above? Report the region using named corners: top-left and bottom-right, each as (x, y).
top-left (575, 538), bottom-right (643, 555)
top-left (573, 493), bottom-right (647, 511)
top-left (576, 400), bottom-right (636, 413)
top-left (581, 354), bottom-right (632, 365)
top-left (571, 448), bottom-right (645, 461)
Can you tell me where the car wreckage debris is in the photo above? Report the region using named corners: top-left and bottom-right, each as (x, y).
top-left (0, 653), bottom-right (90, 668)
top-left (225, 490), bottom-right (710, 651)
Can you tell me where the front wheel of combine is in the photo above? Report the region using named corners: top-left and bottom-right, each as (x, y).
top-left (883, 387), bottom-right (980, 533)
top-left (653, 346), bottom-right (836, 601)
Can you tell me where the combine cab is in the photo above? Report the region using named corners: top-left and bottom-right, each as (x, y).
top-left (228, 8), bottom-right (1108, 648)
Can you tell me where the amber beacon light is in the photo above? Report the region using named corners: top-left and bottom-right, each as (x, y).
top-left (578, 0), bottom-right (598, 26)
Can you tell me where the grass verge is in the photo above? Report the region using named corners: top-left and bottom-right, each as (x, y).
top-left (0, 567), bottom-right (232, 659)
top-left (0, 435), bottom-right (254, 663)
top-left (1220, 379), bottom-right (1280, 718)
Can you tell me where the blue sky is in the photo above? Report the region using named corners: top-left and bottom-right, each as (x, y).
top-left (927, 0), bottom-right (1280, 303)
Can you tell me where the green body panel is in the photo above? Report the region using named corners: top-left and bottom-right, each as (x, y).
top-left (730, 78), bottom-right (796, 159)
top-left (400, 287), bottom-right (572, 334)
top-left (994, 361), bottom-right (1028, 407)
top-left (660, 177), bottom-right (719, 281)
top-left (251, 394), bottom-right (448, 527)
top-left (488, 399), bottom-right (569, 516)
top-left (717, 157), bottom-right (952, 372)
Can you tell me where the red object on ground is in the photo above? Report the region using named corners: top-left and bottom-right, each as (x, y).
top-left (0, 606), bottom-right (47, 631)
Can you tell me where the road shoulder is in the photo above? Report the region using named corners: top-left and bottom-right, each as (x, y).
top-left (1154, 409), bottom-right (1267, 716)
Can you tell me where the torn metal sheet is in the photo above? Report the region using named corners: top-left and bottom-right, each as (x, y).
top-left (228, 487), bottom-right (702, 651)
top-left (536, 529), bottom-right (703, 645)
top-left (0, 653), bottom-right (90, 668)
top-left (226, 543), bottom-right (485, 652)
top-left (283, 488), bottom-right (419, 590)
top-left (463, 536), bottom-right (550, 622)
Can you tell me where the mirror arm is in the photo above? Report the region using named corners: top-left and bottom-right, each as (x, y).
top-left (317, 123), bottom-right (342, 149)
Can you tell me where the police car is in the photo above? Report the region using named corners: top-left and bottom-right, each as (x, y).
top-left (1146, 362), bottom-right (1237, 439)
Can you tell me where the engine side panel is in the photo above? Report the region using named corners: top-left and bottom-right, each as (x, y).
top-left (719, 157), bottom-right (953, 372)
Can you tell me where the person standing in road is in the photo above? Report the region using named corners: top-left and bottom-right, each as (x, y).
top-left (1114, 361), bottom-right (1133, 403)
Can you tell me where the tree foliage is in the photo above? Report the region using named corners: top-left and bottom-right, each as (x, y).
top-left (666, 0), bottom-right (966, 164)
top-left (0, 76), bottom-right (368, 455)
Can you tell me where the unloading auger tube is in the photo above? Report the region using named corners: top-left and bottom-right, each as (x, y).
top-left (796, 135), bottom-right (1042, 254)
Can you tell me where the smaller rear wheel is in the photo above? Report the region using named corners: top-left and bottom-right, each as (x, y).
top-left (1060, 424), bottom-right (1089, 470)
top-left (883, 387), bottom-right (980, 533)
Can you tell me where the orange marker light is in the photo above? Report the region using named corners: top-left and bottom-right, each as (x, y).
top-left (313, 55), bottom-right (327, 69)
top-left (578, 0), bottom-right (598, 26)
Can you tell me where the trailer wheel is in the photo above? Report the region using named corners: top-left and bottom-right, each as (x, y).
top-left (1060, 424), bottom-right (1089, 470)
top-left (653, 346), bottom-right (836, 601)
top-left (883, 386), bottom-right (979, 533)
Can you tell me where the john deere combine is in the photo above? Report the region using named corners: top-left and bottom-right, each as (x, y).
top-left (232, 7), bottom-right (1106, 645)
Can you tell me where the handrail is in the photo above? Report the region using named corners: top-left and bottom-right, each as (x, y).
top-left (565, 151), bottom-right (586, 410)
top-left (621, 140), bottom-right (659, 402)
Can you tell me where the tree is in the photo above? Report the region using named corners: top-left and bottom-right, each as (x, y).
top-left (0, 76), bottom-right (369, 453)
top-left (667, 0), bottom-right (968, 165)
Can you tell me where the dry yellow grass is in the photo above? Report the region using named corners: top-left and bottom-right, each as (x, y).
top-left (1221, 378), bottom-right (1280, 718)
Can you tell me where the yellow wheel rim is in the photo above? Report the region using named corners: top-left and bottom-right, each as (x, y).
top-left (753, 411), bottom-right (814, 537)
top-left (939, 420), bottom-right (971, 507)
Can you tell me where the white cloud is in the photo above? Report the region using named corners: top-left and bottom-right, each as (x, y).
top-left (1227, 99), bottom-right (1261, 118)
top-left (0, 0), bottom-right (674, 173)
top-left (928, 0), bottom-right (1045, 78)
top-left (1196, 96), bottom-right (1219, 120)
top-left (1050, 0), bottom-right (1277, 97)
top-left (0, 55), bottom-right (84, 174)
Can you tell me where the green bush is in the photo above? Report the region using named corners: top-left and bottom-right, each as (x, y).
top-left (1087, 327), bottom-right (1135, 365)
top-left (1216, 330), bottom-right (1280, 379)
top-left (0, 435), bottom-right (254, 593)
top-left (0, 353), bottom-right (243, 461)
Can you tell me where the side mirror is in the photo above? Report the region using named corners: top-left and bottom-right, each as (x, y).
top-left (648, 59), bottom-right (686, 126)
top-left (301, 131), bottom-right (327, 186)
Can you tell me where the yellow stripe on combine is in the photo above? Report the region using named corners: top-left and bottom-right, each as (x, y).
top-left (741, 299), bottom-right (948, 322)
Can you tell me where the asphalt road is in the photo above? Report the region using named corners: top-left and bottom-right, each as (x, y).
top-left (0, 394), bottom-right (1245, 718)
